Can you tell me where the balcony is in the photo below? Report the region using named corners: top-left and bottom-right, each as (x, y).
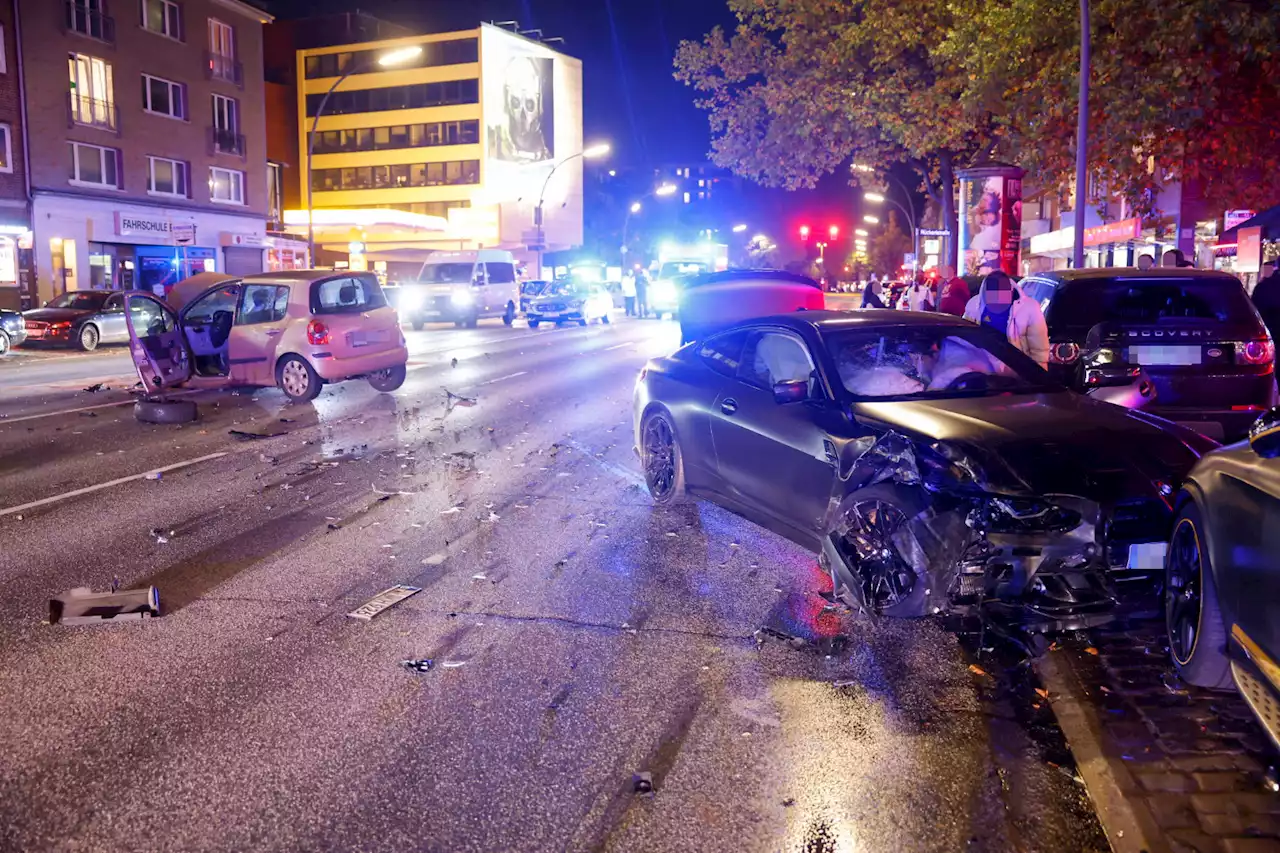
top-left (204, 52), bottom-right (243, 88)
top-left (65, 1), bottom-right (115, 43)
top-left (67, 93), bottom-right (118, 133)
top-left (209, 126), bottom-right (246, 158)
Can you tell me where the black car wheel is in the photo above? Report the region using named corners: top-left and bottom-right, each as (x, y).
top-left (825, 483), bottom-right (929, 617)
top-left (502, 302), bottom-right (516, 326)
top-left (0, 329), bottom-right (9, 356)
top-left (367, 364), bottom-right (407, 393)
top-left (77, 324), bottom-right (100, 352)
top-left (641, 409), bottom-right (686, 504)
top-left (528, 319), bottom-right (541, 329)
top-left (1165, 501), bottom-right (1232, 689)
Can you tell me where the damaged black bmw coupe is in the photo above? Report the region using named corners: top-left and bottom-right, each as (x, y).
top-left (634, 311), bottom-right (1218, 631)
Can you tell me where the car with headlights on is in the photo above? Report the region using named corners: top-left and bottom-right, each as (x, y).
top-left (21, 290), bottom-right (129, 351)
top-left (398, 249), bottom-right (520, 329)
top-left (1163, 406), bottom-right (1280, 747)
top-left (1020, 268), bottom-right (1276, 442)
top-left (123, 270), bottom-right (408, 403)
top-left (0, 308), bottom-right (25, 354)
top-left (526, 280), bottom-right (613, 328)
top-left (634, 310), bottom-right (1214, 631)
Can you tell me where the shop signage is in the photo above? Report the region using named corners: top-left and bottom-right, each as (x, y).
top-left (1084, 218), bottom-right (1140, 247)
top-left (1030, 227), bottom-right (1074, 255)
top-left (224, 232), bottom-right (266, 247)
top-left (1237, 226), bottom-right (1263, 273)
top-left (115, 212), bottom-right (173, 238)
top-left (172, 224), bottom-right (196, 245)
top-left (1225, 209), bottom-right (1256, 231)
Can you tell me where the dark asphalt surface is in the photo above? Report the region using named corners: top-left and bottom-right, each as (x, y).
top-left (0, 318), bottom-right (1106, 852)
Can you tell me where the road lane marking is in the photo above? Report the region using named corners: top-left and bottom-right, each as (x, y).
top-left (604, 342), bottom-right (635, 351)
top-left (0, 451), bottom-right (229, 518)
top-left (0, 398), bottom-right (142, 424)
top-left (479, 371), bottom-right (527, 386)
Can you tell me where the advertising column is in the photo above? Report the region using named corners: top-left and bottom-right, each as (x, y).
top-left (957, 164), bottom-right (1024, 276)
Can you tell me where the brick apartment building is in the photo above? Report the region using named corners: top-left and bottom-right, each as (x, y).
top-left (0, 1), bottom-right (29, 309)
top-left (17, 0), bottom-right (274, 304)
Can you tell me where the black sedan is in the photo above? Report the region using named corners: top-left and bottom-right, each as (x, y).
top-left (633, 310), bottom-right (1216, 631)
top-left (21, 290), bottom-right (128, 351)
top-left (0, 308), bottom-right (24, 354)
top-left (1165, 407), bottom-right (1280, 748)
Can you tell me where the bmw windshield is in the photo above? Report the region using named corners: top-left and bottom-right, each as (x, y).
top-left (825, 325), bottom-right (1060, 400)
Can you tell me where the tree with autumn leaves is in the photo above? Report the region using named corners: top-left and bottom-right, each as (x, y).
top-left (675, 0), bottom-right (1280, 260)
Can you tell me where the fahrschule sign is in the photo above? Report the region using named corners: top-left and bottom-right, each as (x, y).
top-left (114, 212), bottom-right (197, 243)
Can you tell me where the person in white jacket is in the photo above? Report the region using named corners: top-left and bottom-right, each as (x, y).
top-left (963, 270), bottom-right (1050, 369)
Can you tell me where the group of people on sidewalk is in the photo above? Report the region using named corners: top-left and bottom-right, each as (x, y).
top-left (858, 266), bottom-right (1050, 369)
top-left (621, 272), bottom-right (649, 318)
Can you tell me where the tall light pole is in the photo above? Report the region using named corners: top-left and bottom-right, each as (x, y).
top-left (1072, 0), bottom-right (1091, 269)
top-left (864, 188), bottom-right (920, 277)
top-left (305, 45), bottom-right (424, 265)
top-left (534, 142), bottom-right (611, 278)
top-left (620, 182), bottom-right (676, 268)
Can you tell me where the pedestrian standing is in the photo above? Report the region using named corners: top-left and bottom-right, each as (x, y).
top-left (1251, 261), bottom-right (1280, 341)
top-left (1162, 248), bottom-right (1186, 268)
top-left (860, 280), bottom-right (886, 309)
top-left (635, 270), bottom-right (650, 318)
top-left (1137, 254), bottom-right (1155, 270)
top-left (963, 270), bottom-right (1050, 368)
top-left (935, 265), bottom-right (970, 316)
top-left (904, 280), bottom-right (929, 311)
top-left (622, 273), bottom-right (637, 317)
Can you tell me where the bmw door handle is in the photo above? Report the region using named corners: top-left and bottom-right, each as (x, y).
top-left (720, 398), bottom-right (738, 415)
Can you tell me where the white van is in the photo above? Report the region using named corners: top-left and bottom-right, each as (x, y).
top-left (399, 250), bottom-right (520, 329)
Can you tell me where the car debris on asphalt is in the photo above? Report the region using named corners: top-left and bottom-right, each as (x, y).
top-left (49, 586), bottom-right (161, 625)
top-left (347, 585), bottom-right (423, 621)
top-left (632, 772), bottom-right (654, 796)
top-left (229, 429), bottom-right (288, 441)
top-left (401, 658), bottom-right (434, 673)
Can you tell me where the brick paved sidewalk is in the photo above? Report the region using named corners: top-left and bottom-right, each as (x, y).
top-left (1049, 617), bottom-right (1280, 853)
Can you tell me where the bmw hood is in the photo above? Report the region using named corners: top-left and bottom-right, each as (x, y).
top-left (854, 391), bottom-right (1206, 501)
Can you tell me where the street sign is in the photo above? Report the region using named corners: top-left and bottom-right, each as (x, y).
top-left (526, 244), bottom-right (546, 252)
top-left (903, 252), bottom-right (916, 266)
top-left (923, 238), bottom-right (941, 254)
top-left (172, 224), bottom-right (196, 245)
top-left (917, 228), bottom-right (951, 237)
top-left (1225, 210), bottom-right (1256, 231)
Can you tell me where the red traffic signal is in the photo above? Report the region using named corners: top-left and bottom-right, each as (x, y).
top-left (828, 225), bottom-right (839, 239)
top-left (799, 225), bottom-right (811, 239)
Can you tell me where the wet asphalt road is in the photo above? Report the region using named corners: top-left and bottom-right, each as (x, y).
top-left (0, 318), bottom-right (1106, 852)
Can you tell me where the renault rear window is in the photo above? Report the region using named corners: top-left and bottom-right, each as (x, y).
top-left (1046, 277), bottom-right (1255, 331)
top-left (310, 276), bottom-right (386, 315)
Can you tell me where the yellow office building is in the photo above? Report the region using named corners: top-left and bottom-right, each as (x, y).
top-left (291, 24), bottom-right (584, 272)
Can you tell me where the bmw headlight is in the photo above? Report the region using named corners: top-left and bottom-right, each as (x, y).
top-left (450, 289), bottom-right (475, 307)
top-left (651, 280), bottom-right (677, 302)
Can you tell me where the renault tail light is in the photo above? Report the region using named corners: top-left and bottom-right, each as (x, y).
top-left (307, 319), bottom-right (330, 345)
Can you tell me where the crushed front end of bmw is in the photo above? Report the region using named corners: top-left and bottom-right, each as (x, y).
top-left (820, 431), bottom-right (1122, 633)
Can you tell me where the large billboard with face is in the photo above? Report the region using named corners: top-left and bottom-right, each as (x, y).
top-left (481, 25), bottom-right (584, 255)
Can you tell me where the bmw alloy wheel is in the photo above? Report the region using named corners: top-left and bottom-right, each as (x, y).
top-left (1166, 518), bottom-right (1203, 665)
top-left (642, 415), bottom-right (677, 499)
top-left (842, 499), bottom-right (916, 609)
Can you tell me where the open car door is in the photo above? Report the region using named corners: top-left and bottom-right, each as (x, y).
top-left (124, 292), bottom-right (193, 394)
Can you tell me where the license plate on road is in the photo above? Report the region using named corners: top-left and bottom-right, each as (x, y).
top-left (1126, 542), bottom-right (1168, 570)
top-left (1128, 344), bottom-right (1201, 366)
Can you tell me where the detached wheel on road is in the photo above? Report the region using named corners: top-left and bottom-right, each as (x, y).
top-left (368, 364), bottom-right (407, 393)
top-left (1166, 501), bottom-right (1232, 689)
top-left (823, 483), bottom-right (929, 617)
top-left (77, 324), bottom-right (100, 352)
top-left (276, 355), bottom-right (323, 403)
top-left (640, 409), bottom-right (686, 505)
top-left (0, 329), bottom-right (9, 356)
top-left (135, 397), bottom-right (198, 424)
top-left (502, 302), bottom-right (516, 326)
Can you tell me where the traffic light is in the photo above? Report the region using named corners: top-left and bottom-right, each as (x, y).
top-left (799, 225), bottom-right (811, 239)
top-left (828, 225), bottom-right (839, 240)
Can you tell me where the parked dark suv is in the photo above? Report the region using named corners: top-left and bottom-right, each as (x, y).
top-left (1020, 268), bottom-right (1276, 441)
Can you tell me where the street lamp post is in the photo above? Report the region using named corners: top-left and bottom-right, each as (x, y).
top-left (534, 142), bottom-right (610, 278)
top-left (1072, 0), bottom-right (1091, 269)
top-left (864, 186), bottom-right (920, 277)
top-left (305, 45), bottom-right (424, 265)
top-left (620, 182), bottom-right (676, 269)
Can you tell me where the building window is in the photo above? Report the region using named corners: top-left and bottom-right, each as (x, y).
top-left (210, 93), bottom-right (243, 155)
top-left (68, 53), bottom-right (116, 131)
top-left (141, 73), bottom-right (185, 119)
top-left (207, 19), bottom-right (240, 85)
top-left (66, 0), bottom-right (115, 43)
top-left (0, 25), bottom-right (7, 74)
top-left (302, 38), bottom-right (478, 79)
top-left (310, 119), bottom-right (480, 154)
top-left (141, 0), bottom-right (181, 40)
top-left (304, 79), bottom-right (479, 117)
top-left (147, 156), bottom-right (188, 196)
top-left (267, 161), bottom-right (283, 224)
top-left (209, 166), bottom-right (244, 204)
top-left (317, 201), bottom-right (470, 218)
top-left (0, 124), bottom-right (12, 172)
top-left (310, 159), bottom-right (480, 191)
top-left (69, 141), bottom-right (120, 188)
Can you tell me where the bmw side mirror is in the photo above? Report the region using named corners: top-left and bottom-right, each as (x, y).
top-left (773, 380), bottom-right (809, 404)
top-left (1249, 406), bottom-right (1280, 458)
